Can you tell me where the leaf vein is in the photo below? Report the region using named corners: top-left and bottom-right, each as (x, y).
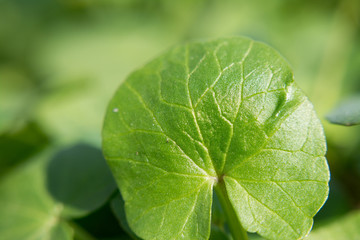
top-left (247, 194), bottom-right (280, 237)
top-left (273, 182), bottom-right (312, 218)
top-left (124, 82), bottom-right (209, 176)
top-left (173, 186), bottom-right (202, 239)
top-left (236, 179), bottom-right (300, 236)
top-left (226, 98), bottom-right (307, 174)
top-left (222, 41), bottom-right (254, 172)
top-left (107, 157), bottom-right (210, 179)
top-left (193, 43), bottom-right (233, 109)
top-left (243, 88), bottom-right (287, 100)
top-left (212, 89), bottom-right (233, 173)
top-left (185, 45), bottom-right (215, 174)
top-left (129, 181), bottom-right (208, 225)
top-left (156, 72), bottom-right (192, 111)
top-left (230, 178), bottom-right (327, 184)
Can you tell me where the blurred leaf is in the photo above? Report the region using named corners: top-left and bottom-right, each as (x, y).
top-left (306, 210), bottom-right (360, 240)
top-left (46, 144), bottom-right (117, 218)
top-left (0, 66), bottom-right (36, 133)
top-left (111, 193), bottom-right (141, 240)
top-left (50, 221), bottom-right (74, 240)
top-left (0, 151), bottom-right (73, 240)
top-left (33, 13), bottom-right (180, 146)
top-left (0, 121), bottom-right (49, 177)
top-left (35, 80), bottom-right (105, 146)
top-left (0, 146), bottom-right (114, 239)
top-left (326, 95), bottom-right (360, 126)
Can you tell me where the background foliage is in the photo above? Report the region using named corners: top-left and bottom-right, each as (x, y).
top-left (0, 0), bottom-right (359, 239)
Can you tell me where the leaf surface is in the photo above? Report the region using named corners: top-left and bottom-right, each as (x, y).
top-left (102, 37), bottom-right (330, 240)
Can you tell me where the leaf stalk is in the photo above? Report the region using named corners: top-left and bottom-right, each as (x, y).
top-left (214, 177), bottom-right (248, 240)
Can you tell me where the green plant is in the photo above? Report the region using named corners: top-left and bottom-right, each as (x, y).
top-left (102, 37), bottom-right (330, 240)
top-left (1, 0), bottom-right (360, 239)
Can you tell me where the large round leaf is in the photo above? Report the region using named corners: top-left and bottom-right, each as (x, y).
top-left (102, 37), bottom-right (330, 240)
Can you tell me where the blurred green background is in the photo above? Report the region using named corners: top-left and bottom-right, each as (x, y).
top-left (0, 0), bottom-right (359, 239)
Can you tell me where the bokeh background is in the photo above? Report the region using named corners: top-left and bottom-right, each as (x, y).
top-left (0, 0), bottom-right (359, 239)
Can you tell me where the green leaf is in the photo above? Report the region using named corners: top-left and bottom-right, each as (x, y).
top-left (102, 37), bottom-right (330, 240)
top-left (326, 95), bottom-right (360, 126)
top-left (0, 67), bottom-right (35, 134)
top-left (0, 152), bottom-right (73, 240)
top-left (305, 211), bottom-right (360, 240)
top-left (46, 144), bottom-right (117, 217)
